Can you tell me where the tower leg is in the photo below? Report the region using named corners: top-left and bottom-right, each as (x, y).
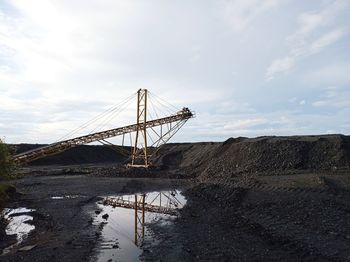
top-left (130, 89), bottom-right (149, 167)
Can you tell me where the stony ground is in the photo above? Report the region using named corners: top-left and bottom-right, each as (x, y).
top-left (1, 172), bottom-right (350, 261)
top-left (142, 172), bottom-right (350, 261)
top-left (2, 134), bottom-right (350, 261)
top-left (0, 175), bottom-right (187, 262)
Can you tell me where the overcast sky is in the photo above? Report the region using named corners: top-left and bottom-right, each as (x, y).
top-left (1, 0), bottom-right (350, 144)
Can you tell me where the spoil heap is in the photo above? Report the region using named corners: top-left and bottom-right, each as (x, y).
top-left (12, 144), bottom-right (128, 165)
top-left (155, 134), bottom-right (350, 180)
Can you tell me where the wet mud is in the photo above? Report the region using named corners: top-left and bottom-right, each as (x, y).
top-left (0, 175), bottom-right (188, 262)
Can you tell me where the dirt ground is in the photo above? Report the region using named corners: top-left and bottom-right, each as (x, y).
top-left (2, 135), bottom-right (350, 261)
top-left (0, 175), bottom-right (187, 262)
top-left (1, 171), bottom-right (350, 261)
top-left (142, 172), bottom-right (350, 261)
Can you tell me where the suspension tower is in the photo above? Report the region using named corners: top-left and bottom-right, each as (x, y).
top-left (130, 89), bottom-right (149, 167)
top-left (12, 89), bottom-right (194, 166)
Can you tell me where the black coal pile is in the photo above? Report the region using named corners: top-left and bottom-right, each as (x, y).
top-left (11, 135), bottom-right (350, 180)
top-left (11, 144), bottom-right (129, 165)
top-left (154, 135), bottom-right (350, 180)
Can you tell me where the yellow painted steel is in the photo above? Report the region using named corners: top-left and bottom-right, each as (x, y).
top-left (13, 90), bottom-right (194, 165)
top-left (130, 89), bottom-right (149, 167)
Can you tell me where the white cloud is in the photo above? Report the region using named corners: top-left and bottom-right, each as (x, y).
top-left (265, 56), bottom-right (295, 81)
top-left (188, 107), bottom-right (350, 141)
top-left (312, 99), bottom-right (350, 108)
top-left (223, 0), bottom-right (280, 32)
top-left (305, 63), bottom-right (350, 85)
top-left (312, 87), bottom-right (350, 108)
top-left (1, 1), bottom-right (350, 143)
top-left (266, 28), bottom-right (344, 80)
top-left (265, 0), bottom-right (349, 80)
top-left (223, 118), bottom-right (267, 130)
top-left (297, 13), bottom-right (324, 35)
top-left (309, 29), bottom-right (344, 54)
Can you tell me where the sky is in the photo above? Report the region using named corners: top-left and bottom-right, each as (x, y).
top-left (0, 0), bottom-right (350, 144)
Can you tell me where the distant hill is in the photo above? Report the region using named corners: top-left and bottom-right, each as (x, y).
top-left (11, 144), bottom-right (130, 165)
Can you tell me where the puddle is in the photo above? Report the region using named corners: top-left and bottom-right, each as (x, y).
top-left (51, 195), bottom-right (86, 199)
top-left (92, 190), bottom-right (186, 262)
top-left (1, 207), bottom-right (36, 255)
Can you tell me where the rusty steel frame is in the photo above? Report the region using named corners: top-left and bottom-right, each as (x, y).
top-left (104, 191), bottom-right (181, 246)
top-left (13, 109), bottom-right (193, 165)
top-left (133, 194), bottom-right (146, 245)
top-left (103, 196), bottom-right (179, 216)
top-left (129, 89), bottom-right (149, 167)
top-left (12, 90), bottom-right (194, 166)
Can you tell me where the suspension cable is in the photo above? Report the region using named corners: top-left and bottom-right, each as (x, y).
top-left (148, 93), bottom-right (174, 118)
top-left (149, 91), bottom-right (180, 112)
top-left (56, 92), bottom-right (136, 141)
top-left (88, 94), bottom-right (135, 134)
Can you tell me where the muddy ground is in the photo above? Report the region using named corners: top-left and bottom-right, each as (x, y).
top-left (1, 171), bottom-right (350, 261)
top-left (142, 172), bottom-right (350, 261)
top-left (0, 175), bottom-right (187, 262)
top-left (2, 135), bottom-right (350, 261)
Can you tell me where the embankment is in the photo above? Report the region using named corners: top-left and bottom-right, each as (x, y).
top-left (155, 134), bottom-right (350, 180)
top-left (11, 134), bottom-right (350, 179)
top-left (12, 144), bottom-right (129, 165)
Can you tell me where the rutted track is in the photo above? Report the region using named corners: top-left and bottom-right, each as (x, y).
top-left (3, 134), bottom-right (350, 261)
top-left (0, 175), bottom-right (188, 262)
top-left (142, 174), bottom-right (350, 261)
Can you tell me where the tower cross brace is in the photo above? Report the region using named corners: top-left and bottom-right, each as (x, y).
top-left (130, 89), bottom-right (149, 167)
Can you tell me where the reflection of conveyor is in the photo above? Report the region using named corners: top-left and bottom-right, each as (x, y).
top-left (103, 197), bottom-right (178, 216)
top-left (103, 191), bottom-right (184, 246)
top-left (12, 89), bottom-right (194, 167)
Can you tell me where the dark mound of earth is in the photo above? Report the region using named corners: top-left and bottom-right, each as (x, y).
top-left (154, 134), bottom-right (350, 180)
top-left (11, 134), bottom-right (350, 180)
top-left (11, 144), bottom-right (129, 166)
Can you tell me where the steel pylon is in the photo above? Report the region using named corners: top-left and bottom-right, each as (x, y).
top-left (129, 89), bottom-right (149, 167)
top-left (12, 89), bottom-right (194, 166)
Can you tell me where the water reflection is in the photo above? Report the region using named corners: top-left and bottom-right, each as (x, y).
top-left (104, 190), bottom-right (185, 246)
top-left (1, 207), bottom-right (36, 255)
top-left (93, 190), bottom-right (186, 262)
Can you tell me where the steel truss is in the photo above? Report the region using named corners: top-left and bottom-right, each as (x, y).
top-left (103, 191), bottom-right (183, 246)
top-left (12, 89), bottom-right (194, 166)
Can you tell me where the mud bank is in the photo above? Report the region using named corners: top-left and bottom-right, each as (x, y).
top-left (155, 134), bottom-right (350, 180)
top-left (11, 144), bottom-right (129, 166)
top-left (0, 175), bottom-right (189, 262)
top-left (81, 134), bottom-right (350, 181)
top-left (2, 172), bottom-right (350, 261)
top-left (4, 134), bottom-right (350, 261)
top-left (12, 135), bottom-right (350, 179)
top-left (143, 173), bottom-right (350, 261)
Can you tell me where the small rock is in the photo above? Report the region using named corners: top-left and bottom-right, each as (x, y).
top-left (66, 239), bottom-right (73, 245)
top-left (18, 245), bottom-right (37, 251)
top-left (95, 210), bottom-right (101, 215)
top-left (102, 213), bottom-right (109, 220)
top-left (190, 213), bottom-right (199, 218)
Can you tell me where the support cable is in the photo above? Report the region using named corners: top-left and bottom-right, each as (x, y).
top-left (57, 92), bottom-right (136, 141)
top-left (149, 94), bottom-right (174, 117)
top-left (148, 91), bottom-right (180, 112)
top-left (89, 95), bottom-right (135, 134)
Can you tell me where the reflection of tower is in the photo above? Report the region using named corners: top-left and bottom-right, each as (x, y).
top-left (130, 89), bottom-right (149, 167)
top-left (132, 191), bottom-right (184, 246)
top-left (134, 194), bottom-right (145, 246)
top-left (103, 191), bottom-right (184, 247)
